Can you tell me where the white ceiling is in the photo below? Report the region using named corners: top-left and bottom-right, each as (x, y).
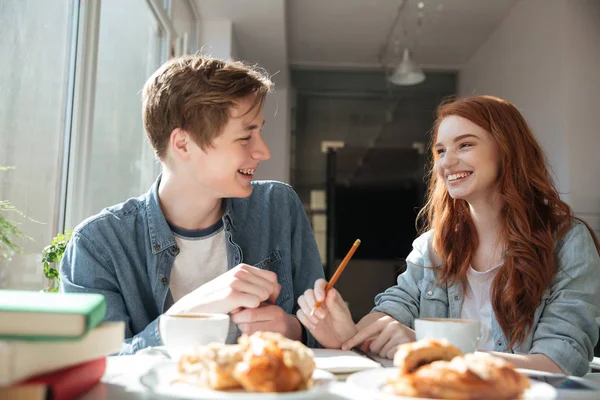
top-left (195, 0), bottom-right (518, 86)
top-left (288, 0), bottom-right (518, 70)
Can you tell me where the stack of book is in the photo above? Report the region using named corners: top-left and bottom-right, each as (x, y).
top-left (0, 290), bottom-right (124, 399)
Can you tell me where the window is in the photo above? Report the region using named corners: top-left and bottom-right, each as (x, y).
top-left (0, 0), bottom-right (75, 289)
top-left (0, 0), bottom-right (197, 290)
top-left (171, 0), bottom-right (198, 55)
top-left (65, 0), bottom-right (163, 228)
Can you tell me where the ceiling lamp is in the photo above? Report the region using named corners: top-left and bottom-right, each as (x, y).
top-left (388, 48), bottom-right (425, 86)
top-left (379, 0), bottom-right (441, 86)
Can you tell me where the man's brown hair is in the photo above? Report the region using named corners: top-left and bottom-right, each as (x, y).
top-left (142, 55), bottom-right (273, 159)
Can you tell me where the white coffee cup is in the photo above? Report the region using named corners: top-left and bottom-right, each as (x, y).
top-left (414, 318), bottom-right (489, 353)
top-left (159, 312), bottom-right (230, 349)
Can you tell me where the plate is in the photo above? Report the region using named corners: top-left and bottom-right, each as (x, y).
top-left (139, 361), bottom-right (335, 399)
top-left (346, 367), bottom-right (557, 400)
top-left (517, 368), bottom-right (600, 392)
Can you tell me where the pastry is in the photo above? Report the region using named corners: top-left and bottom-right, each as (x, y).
top-left (177, 342), bottom-right (244, 390)
top-left (393, 338), bottom-right (462, 374)
top-left (176, 331), bottom-right (316, 393)
top-left (385, 340), bottom-right (530, 399)
top-left (233, 331), bottom-right (316, 392)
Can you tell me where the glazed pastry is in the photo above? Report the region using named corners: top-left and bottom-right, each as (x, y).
top-left (177, 343), bottom-right (244, 390)
top-left (233, 331), bottom-right (316, 392)
top-left (385, 340), bottom-right (530, 399)
top-left (393, 338), bottom-right (462, 374)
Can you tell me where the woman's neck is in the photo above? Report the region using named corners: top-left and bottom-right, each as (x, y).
top-left (469, 201), bottom-right (501, 239)
top-left (468, 194), bottom-right (505, 271)
top-left (157, 169), bottom-right (224, 231)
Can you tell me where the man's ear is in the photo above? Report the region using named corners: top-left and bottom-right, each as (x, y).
top-left (169, 128), bottom-right (191, 160)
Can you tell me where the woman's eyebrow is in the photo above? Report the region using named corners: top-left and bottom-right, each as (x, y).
top-left (435, 133), bottom-right (479, 147)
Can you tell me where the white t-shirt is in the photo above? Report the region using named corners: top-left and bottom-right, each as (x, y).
top-left (168, 220), bottom-right (228, 303)
top-left (460, 264), bottom-right (502, 351)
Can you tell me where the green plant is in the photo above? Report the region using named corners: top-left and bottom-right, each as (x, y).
top-left (0, 166), bottom-right (32, 261)
top-left (41, 230), bottom-right (72, 292)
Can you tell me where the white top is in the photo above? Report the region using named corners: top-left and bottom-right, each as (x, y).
top-left (460, 264), bottom-right (501, 351)
top-left (168, 220), bottom-right (228, 303)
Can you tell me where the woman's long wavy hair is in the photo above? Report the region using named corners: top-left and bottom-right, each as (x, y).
top-left (418, 95), bottom-right (600, 348)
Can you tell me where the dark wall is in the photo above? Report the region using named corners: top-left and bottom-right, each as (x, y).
top-left (334, 183), bottom-right (420, 260)
top-left (292, 69), bottom-right (457, 203)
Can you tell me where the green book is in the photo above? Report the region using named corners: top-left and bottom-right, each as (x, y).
top-left (0, 290), bottom-right (106, 341)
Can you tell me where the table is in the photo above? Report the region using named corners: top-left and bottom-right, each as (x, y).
top-left (80, 354), bottom-right (600, 400)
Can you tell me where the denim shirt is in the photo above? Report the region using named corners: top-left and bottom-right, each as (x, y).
top-left (372, 220), bottom-right (600, 376)
top-left (60, 177), bottom-right (324, 354)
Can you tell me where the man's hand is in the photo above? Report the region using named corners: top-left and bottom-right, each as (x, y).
top-left (167, 264), bottom-right (280, 315)
top-left (230, 303), bottom-right (303, 341)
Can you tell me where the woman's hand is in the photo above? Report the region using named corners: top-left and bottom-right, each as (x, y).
top-left (296, 279), bottom-right (357, 348)
top-left (342, 312), bottom-right (415, 359)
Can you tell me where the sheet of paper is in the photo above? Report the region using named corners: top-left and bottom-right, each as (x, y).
top-left (371, 354), bottom-right (394, 368)
top-left (313, 348), bottom-right (383, 373)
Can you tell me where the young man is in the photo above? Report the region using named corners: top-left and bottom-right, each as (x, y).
top-left (60, 56), bottom-right (324, 354)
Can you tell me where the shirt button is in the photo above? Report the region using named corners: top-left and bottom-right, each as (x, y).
top-left (161, 277), bottom-right (168, 285)
top-left (427, 290), bottom-right (433, 296)
top-left (497, 340), bottom-right (502, 346)
top-left (171, 246), bottom-right (178, 253)
top-left (454, 295), bottom-right (460, 301)
top-left (153, 244), bottom-right (160, 251)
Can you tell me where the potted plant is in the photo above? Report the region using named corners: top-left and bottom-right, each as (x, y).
top-left (41, 231), bottom-right (72, 292)
top-left (0, 167), bottom-right (31, 263)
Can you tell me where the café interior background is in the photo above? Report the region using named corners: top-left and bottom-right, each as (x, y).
top-left (1, 0), bottom-right (599, 320)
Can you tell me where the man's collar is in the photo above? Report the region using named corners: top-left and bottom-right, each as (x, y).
top-left (146, 175), bottom-right (177, 254)
top-left (222, 197), bottom-right (236, 231)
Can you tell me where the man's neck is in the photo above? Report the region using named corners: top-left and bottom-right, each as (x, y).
top-left (157, 170), bottom-right (224, 231)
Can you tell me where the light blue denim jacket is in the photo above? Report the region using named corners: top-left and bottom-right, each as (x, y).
top-left (60, 177), bottom-right (324, 354)
top-left (372, 220), bottom-right (600, 376)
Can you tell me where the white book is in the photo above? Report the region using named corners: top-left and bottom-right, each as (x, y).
top-left (0, 321), bottom-right (124, 385)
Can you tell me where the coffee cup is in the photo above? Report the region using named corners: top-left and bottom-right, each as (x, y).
top-left (414, 318), bottom-right (489, 353)
top-left (159, 312), bottom-right (230, 349)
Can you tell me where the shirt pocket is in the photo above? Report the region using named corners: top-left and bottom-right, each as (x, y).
top-left (254, 250), bottom-right (292, 309)
top-left (418, 278), bottom-right (449, 318)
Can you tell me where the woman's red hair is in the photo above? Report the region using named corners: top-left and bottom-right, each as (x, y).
top-left (418, 95), bottom-right (600, 348)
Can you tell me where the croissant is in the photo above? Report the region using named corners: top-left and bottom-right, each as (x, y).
top-left (233, 331), bottom-right (316, 392)
top-left (176, 331), bottom-right (315, 393)
top-left (385, 340), bottom-right (530, 400)
top-left (393, 338), bottom-right (462, 374)
top-left (177, 342), bottom-right (244, 390)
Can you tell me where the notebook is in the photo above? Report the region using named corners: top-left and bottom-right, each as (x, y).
top-left (0, 357), bottom-right (106, 400)
top-left (0, 290), bottom-right (106, 340)
top-left (0, 321), bottom-right (123, 385)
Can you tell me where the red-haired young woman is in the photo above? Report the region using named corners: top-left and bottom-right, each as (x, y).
top-left (297, 95), bottom-right (600, 376)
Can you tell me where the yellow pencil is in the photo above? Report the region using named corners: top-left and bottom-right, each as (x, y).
top-left (310, 239), bottom-right (361, 317)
